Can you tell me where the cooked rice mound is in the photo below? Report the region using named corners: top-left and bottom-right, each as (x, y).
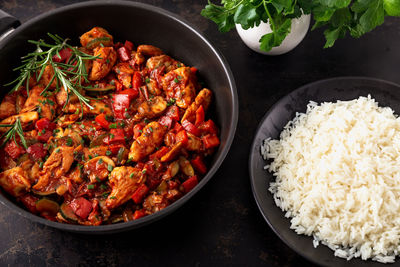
top-left (262, 95), bottom-right (400, 263)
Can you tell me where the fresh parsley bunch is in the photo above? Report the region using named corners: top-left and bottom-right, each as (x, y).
top-left (201, 0), bottom-right (400, 52)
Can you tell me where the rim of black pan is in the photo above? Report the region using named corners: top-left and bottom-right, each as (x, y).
top-left (0, 0), bottom-right (239, 234)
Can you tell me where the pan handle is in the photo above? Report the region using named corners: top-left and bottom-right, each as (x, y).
top-left (0, 9), bottom-right (20, 41)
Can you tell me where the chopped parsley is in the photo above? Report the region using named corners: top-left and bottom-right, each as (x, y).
top-left (106, 150), bottom-right (112, 156)
top-left (107, 164), bottom-right (114, 172)
top-left (167, 98), bottom-right (176, 106)
top-left (87, 184), bottom-right (94, 190)
top-left (98, 158), bottom-right (104, 164)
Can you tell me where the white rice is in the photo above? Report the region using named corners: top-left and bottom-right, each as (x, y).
top-left (262, 95), bottom-right (400, 263)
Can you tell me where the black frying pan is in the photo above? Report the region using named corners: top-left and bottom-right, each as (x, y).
top-left (0, 1), bottom-right (238, 234)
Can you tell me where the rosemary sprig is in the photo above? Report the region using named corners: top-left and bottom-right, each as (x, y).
top-left (5, 33), bottom-right (98, 111)
top-left (0, 118), bottom-right (28, 149)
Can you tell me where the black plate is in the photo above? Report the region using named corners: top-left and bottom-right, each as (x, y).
top-left (0, 1), bottom-right (238, 234)
top-left (249, 77), bottom-right (400, 266)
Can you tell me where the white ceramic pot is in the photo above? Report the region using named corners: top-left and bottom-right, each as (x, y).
top-left (235, 14), bottom-right (311, 55)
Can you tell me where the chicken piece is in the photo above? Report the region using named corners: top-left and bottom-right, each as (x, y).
top-left (89, 100), bottom-right (113, 116)
top-left (67, 166), bottom-right (83, 184)
top-left (0, 92), bottom-right (25, 119)
top-left (55, 87), bottom-right (79, 107)
top-left (0, 167), bottom-right (31, 197)
top-left (182, 88), bottom-right (212, 122)
top-left (57, 114), bottom-right (80, 128)
top-left (113, 62), bottom-right (135, 88)
top-left (135, 96), bottom-right (167, 119)
top-left (114, 62), bottom-right (134, 75)
top-left (0, 111), bottom-right (39, 133)
top-left (105, 166), bottom-right (144, 209)
top-left (80, 27), bottom-right (113, 49)
top-left (84, 156), bottom-right (115, 183)
top-left (146, 55), bottom-right (181, 73)
top-left (143, 192), bottom-right (169, 213)
top-left (0, 150), bottom-right (16, 171)
top-left (39, 65), bottom-right (57, 89)
top-left (88, 146), bottom-right (109, 158)
top-left (33, 146), bottom-right (74, 192)
top-left (19, 159), bottom-right (40, 184)
top-left (161, 141), bottom-right (184, 162)
top-left (129, 121), bottom-right (167, 162)
top-left (21, 85), bottom-right (56, 120)
top-left (137, 45), bottom-right (163, 57)
top-left (186, 133), bottom-right (203, 151)
top-left (162, 67), bottom-right (196, 109)
top-left (130, 51), bottom-right (146, 67)
top-left (89, 46), bottom-right (117, 81)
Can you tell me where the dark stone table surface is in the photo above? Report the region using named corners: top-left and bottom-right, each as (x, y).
top-left (0, 0), bottom-right (399, 266)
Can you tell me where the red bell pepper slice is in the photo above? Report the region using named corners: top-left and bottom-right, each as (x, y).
top-left (173, 122), bottom-right (183, 133)
top-left (4, 140), bottom-right (25, 159)
top-left (182, 120), bottom-right (200, 136)
top-left (175, 130), bottom-right (188, 146)
top-left (117, 46), bottom-right (130, 62)
top-left (198, 120), bottom-right (218, 135)
top-left (112, 94), bottom-right (131, 119)
top-left (35, 118), bottom-right (56, 132)
top-left (103, 128), bottom-right (126, 145)
top-left (202, 134), bottom-right (220, 149)
top-left (95, 113), bottom-right (110, 129)
top-left (131, 184), bottom-right (149, 204)
top-left (132, 72), bottom-right (142, 90)
top-left (149, 146), bottom-right (169, 160)
top-left (190, 67), bottom-right (198, 74)
top-left (70, 197), bottom-right (93, 219)
top-left (195, 105), bottom-right (205, 126)
top-left (27, 143), bottom-right (47, 161)
top-left (158, 116), bottom-right (173, 129)
top-left (166, 106), bottom-right (180, 121)
top-left (124, 40), bottom-right (134, 51)
top-left (119, 88), bottom-right (139, 100)
top-left (181, 175), bottom-right (198, 193)
top-left (133, 209), bottom-right (147, 220)
top-left (52, 48), bottom-right (72, 63)
top-left (191, 156), bottom-right (207, 174)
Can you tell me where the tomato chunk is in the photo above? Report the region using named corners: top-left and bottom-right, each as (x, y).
top-left (52, 48), bottom-right (72, 63)
top-left (27, 143), bottom-right (47, 161)
top-left (202, 134), bottom-right (220, 149)
top-left (181, 176), bottom-right (198, 193)
top-left (182, 120), bottom-right (200, 136)
top-left (70, 197), bottom-right (93, 219)
top-left (37, 130), bottom-right (53, 143)
top-left (124, 40), bottom-right (134, 51)
top-left (112, 94), bottom-right (131, 119)
top-left (131, 184), bottom-right (149, 204)
top-left (4, 140), bottom-right (25, 160)
top-left (191, 156), bottom-right (207, 174)
top-left (35, 118), bottom-right (56, 131)
top-left (19, 194), bottom-right (39, 214)
top-left (95, 113), bottom-right (110, 129)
